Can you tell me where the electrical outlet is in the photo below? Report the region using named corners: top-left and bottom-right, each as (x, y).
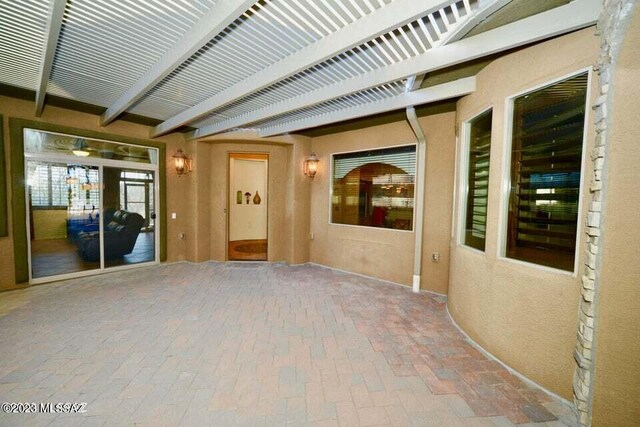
top-left (309, 232), bottom-right (314, 240)
top-left (179, 232), bottom-right (186, 240)
top-left (171, 212), bottom-right (177, 219)
top-left (431, 252), bottom-right (440, 262)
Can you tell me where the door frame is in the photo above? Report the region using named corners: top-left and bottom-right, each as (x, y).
top-left (226, 152), bottom-right (269, 261)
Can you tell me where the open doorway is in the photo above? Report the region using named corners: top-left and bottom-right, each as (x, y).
top-left (228, 153), bottom-right (268, 261)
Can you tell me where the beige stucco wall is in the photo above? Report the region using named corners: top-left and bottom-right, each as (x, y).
top-left (191, 137), bottom-right (311, 264)
top-left (0, 96), bottom-right (312, 290)
top-left (447, 28), bottom-right (599, 400)
top-left (0, 96), bottom-right (192, 290)
top-left (592, 6), bottom-right (640, 425)
top-left (309, 112), bottom-right (456, 294)
top-left (287, 139), bottom-right (313, 265)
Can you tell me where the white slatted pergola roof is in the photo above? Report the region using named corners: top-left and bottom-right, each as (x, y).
top-left (0, 0), bottom-right (601, 139)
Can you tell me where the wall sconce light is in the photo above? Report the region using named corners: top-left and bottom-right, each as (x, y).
top-left (72, 139), bottom-right (90, 157)
top-left (303, 152), bottom-right (319, 179)
top-left (172, 148), bottom-right (192, 176)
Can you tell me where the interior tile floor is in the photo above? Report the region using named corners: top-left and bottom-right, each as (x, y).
top-left (31, 232), bottom-right (155, 279)
top-left (30, 238), bottom-right (99, 278)
top-left (0, 263), bottom-right (576, 426)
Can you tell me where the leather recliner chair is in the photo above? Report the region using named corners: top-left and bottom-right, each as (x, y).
top-left (76, 210), bottom-right (144, 262)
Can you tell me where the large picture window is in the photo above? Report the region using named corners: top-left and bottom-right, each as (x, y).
top-left (505, 72), bottom-right (588, 271)
top-left (462, 109), bottom-right (492, 251)
top-left (331, 145), bottom-right (416, 230)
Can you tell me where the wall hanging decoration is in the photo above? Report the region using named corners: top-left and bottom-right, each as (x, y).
top-left (253, 191), bottom-right (261, 205)
top-left (244, 192), bottom-right (251, 204)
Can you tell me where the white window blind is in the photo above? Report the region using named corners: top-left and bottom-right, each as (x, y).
top-left (332, 145), bottom-right (416, 230)
top-left (30, 164), bottom-right (67, 208)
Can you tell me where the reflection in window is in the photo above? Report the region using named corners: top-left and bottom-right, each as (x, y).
top-left (506, 72), bottom-right (588, 271)
top-left (332, 145), bottom-right (416, 230)
top-left (24, 129), bottom-right (156, 164)
top-left (463, 109), bottom-right (492, 251)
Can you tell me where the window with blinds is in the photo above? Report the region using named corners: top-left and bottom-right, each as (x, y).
top-left (30, 164), bottom-right (68, 208)
top-left (29, 164), bottom-right (100, 210)
top-left (506, 72), bottom-right (588, 271)
top-left (332, 145), bottom-right (416, 230)
top-left (463, 109), bottom-right (492, 251)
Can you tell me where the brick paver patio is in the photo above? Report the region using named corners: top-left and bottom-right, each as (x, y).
top-left (0, 263), bottom-right (576, 426)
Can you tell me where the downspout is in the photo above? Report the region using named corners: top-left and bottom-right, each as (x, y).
top-left (406, 106), bottom-right (426, 293)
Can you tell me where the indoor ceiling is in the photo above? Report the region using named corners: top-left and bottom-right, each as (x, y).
top-left (0, 0), bottom-right (600, 139)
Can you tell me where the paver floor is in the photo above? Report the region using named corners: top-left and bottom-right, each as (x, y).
top-left (0, 263), bottom-right (577, 426)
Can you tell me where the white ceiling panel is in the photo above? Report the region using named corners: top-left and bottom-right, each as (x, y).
top-left (129, 0), bottom-right (394, 120)
top-left (0, 0), bottom-right (49, 90)
top-left (0, 0), bottom-right (600, 136)
top-left (188, 0), bottom-right (474, 132)
top-left (48, 0), bottom-right (217, 108)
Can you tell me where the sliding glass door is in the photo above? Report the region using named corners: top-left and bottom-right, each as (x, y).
top-left (103, 167), bottom-right (155, 268)
top-left (24, 129), bottom-right (159, 283)
top-left (27, 161), bottom-right (102, 279)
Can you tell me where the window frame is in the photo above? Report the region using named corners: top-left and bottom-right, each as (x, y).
top-left (457, 106), bottom-right (494, 253)
top-left (329, 143), bottom-right (418, 233)
top-left (497, 68), bottom-right (593, 276)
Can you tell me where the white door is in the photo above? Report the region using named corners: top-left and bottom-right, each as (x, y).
top-left (228, 154), bottom-right (268, 260)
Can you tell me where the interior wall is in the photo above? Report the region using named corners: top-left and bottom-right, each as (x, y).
top-left (191, 138), bottom-right (311, 264)
top-left (447, 28), bottom-right (599, 399)
top-left (32, 210), bottom-right (67, 240)
top-left (309, 112), bottom-right (456, 294)
top-left (592, 6), bottom-right (640, 425)
top-left (0, 96), bottom-right (192, 290)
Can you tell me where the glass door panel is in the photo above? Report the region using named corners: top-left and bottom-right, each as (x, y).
top-left (28, 161), bottom-right (101, 279)
top-left (103, 167), bottom-right (156, 268)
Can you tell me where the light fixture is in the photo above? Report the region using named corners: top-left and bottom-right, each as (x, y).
top-left (303, 152), bottom-right (319, 179)
top-left (172, 148), bottom-right (192, 176)
top-left (72, 139), bottom-right (90, 157)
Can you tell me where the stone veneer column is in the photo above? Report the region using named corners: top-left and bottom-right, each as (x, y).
top-left (572, 1), bottom-right (637, 425)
